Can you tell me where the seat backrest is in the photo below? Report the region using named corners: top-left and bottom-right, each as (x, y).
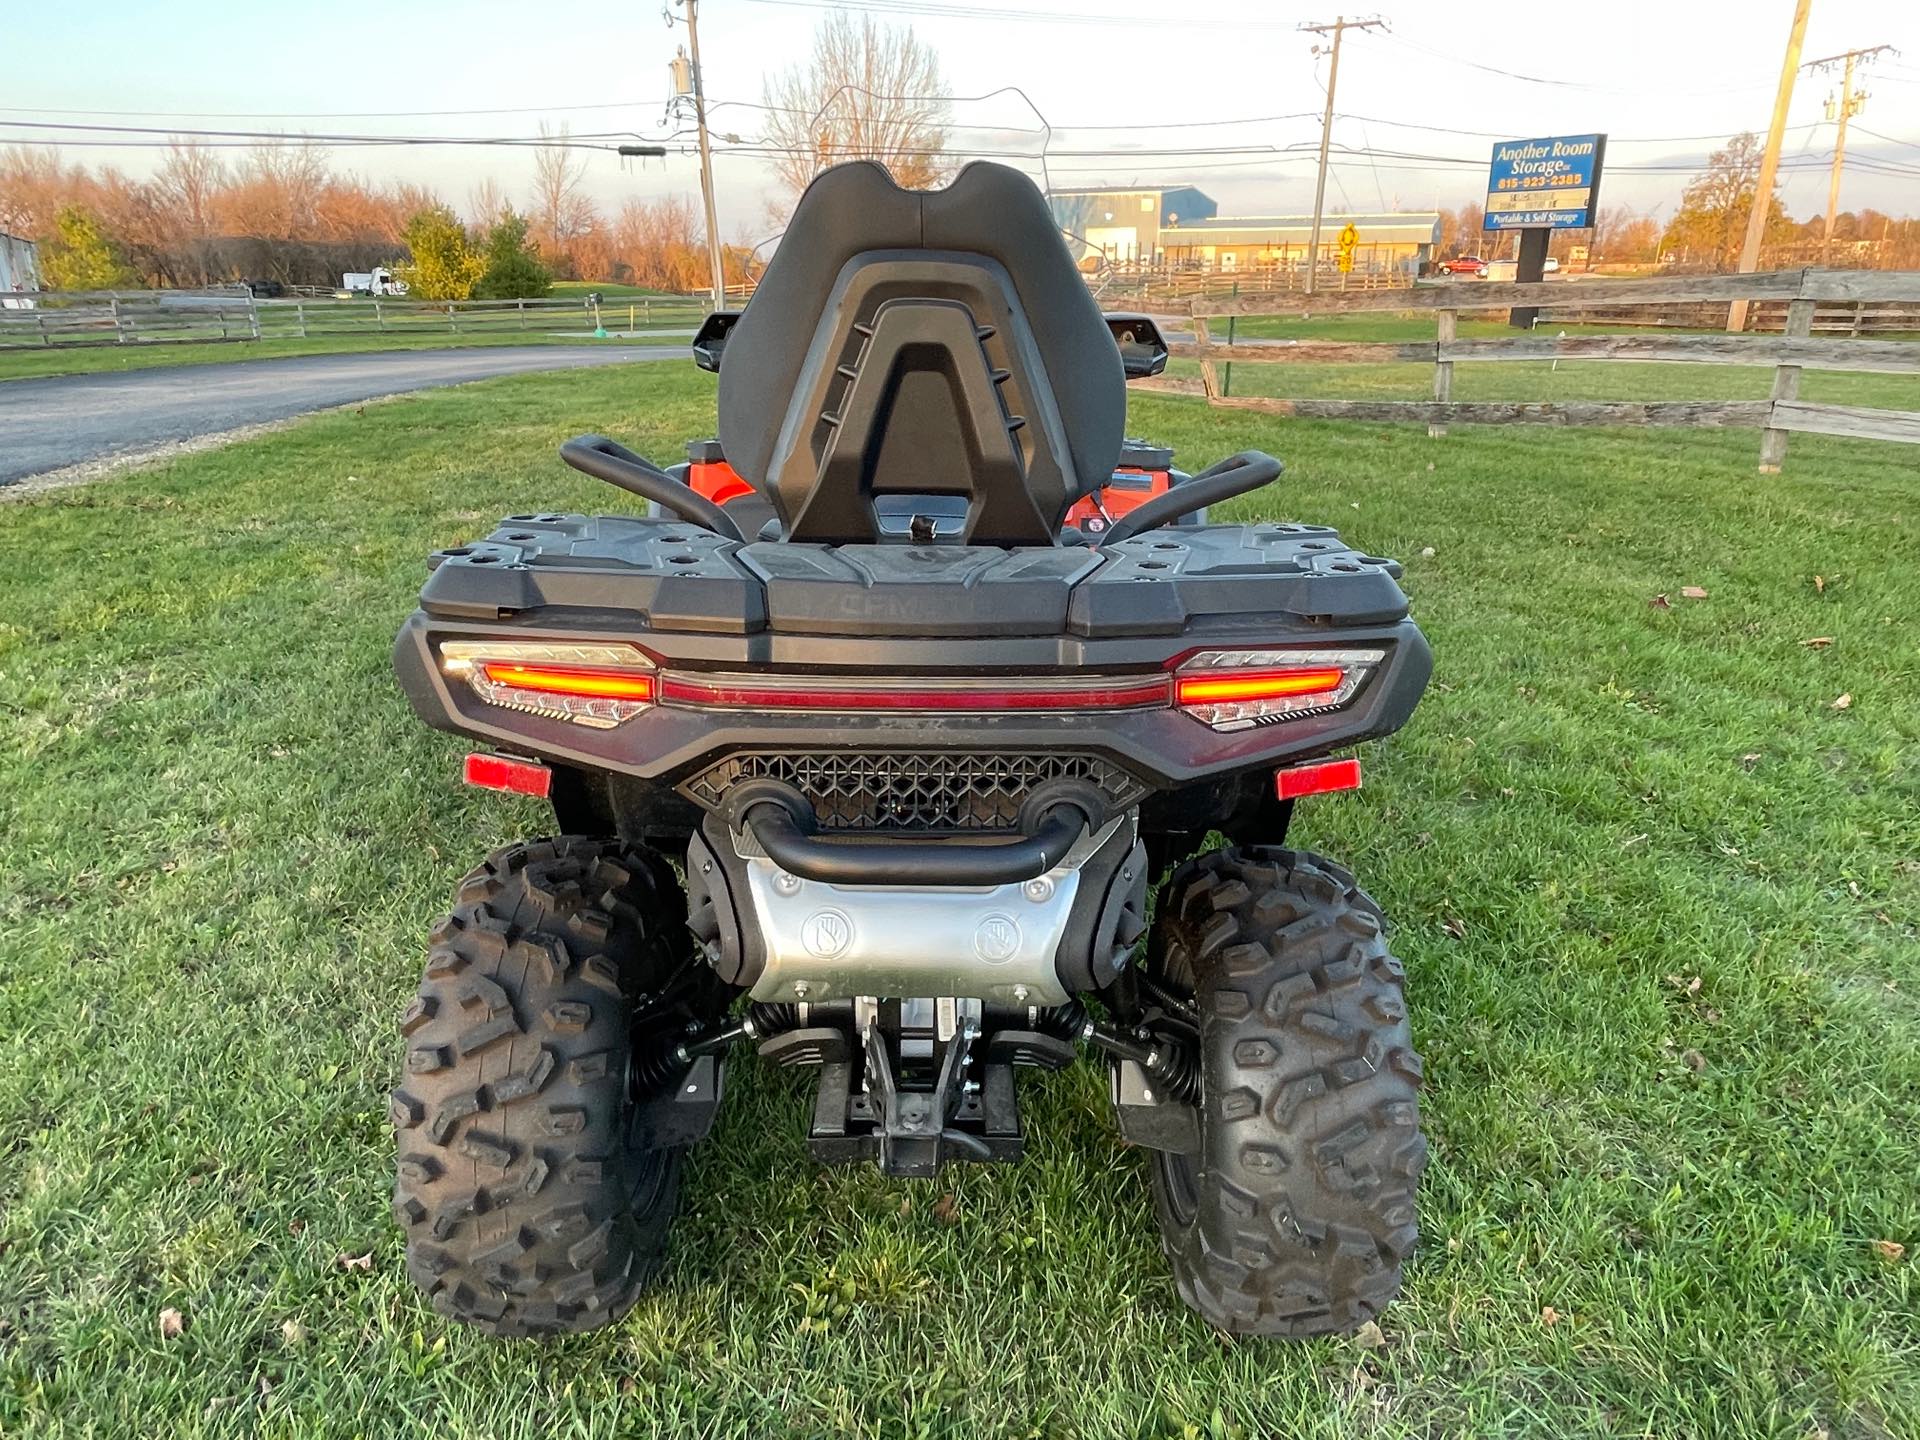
top-left (715, 162), bottom-right (1124, 545)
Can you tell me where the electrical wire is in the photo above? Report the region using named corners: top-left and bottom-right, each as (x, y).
top-left (742, 0), bottom-right (1297, 29)
top-left (0, 99), bottom-right (656, 121)
top-left (1357, 31), bottom-right (1773, 96)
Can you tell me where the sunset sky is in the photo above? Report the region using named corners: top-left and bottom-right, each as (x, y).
top-left (5, 0), bottom-right (1916, 248)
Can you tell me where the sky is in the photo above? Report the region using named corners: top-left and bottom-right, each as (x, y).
top-left (4, 0), bottom-right (1918, 249)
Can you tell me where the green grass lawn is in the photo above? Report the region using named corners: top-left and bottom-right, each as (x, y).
top-left (1, 367), bottom-right (1916, 1438)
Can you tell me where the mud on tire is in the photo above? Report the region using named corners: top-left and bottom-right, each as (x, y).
top-left (1149, 846), bottom-right (1427, 1336)
top-left (389, 836), bottom-right (712, 1337)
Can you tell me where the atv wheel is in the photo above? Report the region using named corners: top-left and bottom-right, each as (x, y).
top-left (390, 836), bottom-right (716, 1336)
top-left (1147, 846), bottom-right (1426, 1336)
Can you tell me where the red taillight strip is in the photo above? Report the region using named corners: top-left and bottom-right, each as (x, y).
top-left (1174, 666), bottom-right (1346, 706)
top-left (478, 662), bottom-right (656, 702)
top-left (656, 673), bottom-right (1171, 713)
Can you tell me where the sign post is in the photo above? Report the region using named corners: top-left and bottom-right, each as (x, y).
top-left (1483, 133), bottom-right (1606, 328)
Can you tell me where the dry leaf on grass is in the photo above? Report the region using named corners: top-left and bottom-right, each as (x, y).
top-left (1649, 594), bottom-right (1672, 610)
top-left (280, 1319), bottom-right (307, 1348)
top-left (159, 1307), bottom-right (185, 1341)
top-left (334, 1251), bottom-right (374, 1273)
top-left (1540, 1306), bottom-right (1561, 1327)
top-left (1802, 636), bottom-right (1833, 648)
top-left (1420, 546), bottom-right (1435, 558)
top-left (1871, 1239), bottom-right (1906, 1263)
top-left (1682, 1049), bottom-right (1708, 1072)
top-left (1813, 574), bottom-right (1827, 592)
top-left (1830, 694), bottom-right (1853, 711)
top-left (1680, 586), bottom-right (1708, 599)
top-left (1740, 753), bottom-right (1763, 770)
top-left (1441, 917), bottom-right (1467, 940)
top-left (1352, 1319), bottom-right (1387, 1349)
top-left (930, 1194), bottom-right (960, 1226)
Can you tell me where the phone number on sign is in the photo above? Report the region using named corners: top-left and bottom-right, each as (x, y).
top-left (1493, 174), bottom-right (1592, 192)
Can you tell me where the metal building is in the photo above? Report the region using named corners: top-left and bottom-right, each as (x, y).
top-left (1, 232), bottom-right (41, 299)
top-left (1048, 186), bottom-right (1441, 278)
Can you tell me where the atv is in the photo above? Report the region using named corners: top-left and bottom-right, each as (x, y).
top-left (389, 161), bottom-right (1431, 1338)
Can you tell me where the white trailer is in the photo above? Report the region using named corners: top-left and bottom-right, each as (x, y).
top-left (339, 266), bottom-right (408, 297)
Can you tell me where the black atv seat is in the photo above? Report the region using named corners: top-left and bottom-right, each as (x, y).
top-left (715, 162), bottom-right (1125, 547)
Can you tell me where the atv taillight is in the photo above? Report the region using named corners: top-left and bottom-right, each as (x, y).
top-left (1174, 648), bottom-right (1384, 731)
top-left (655, 672), bottom-right (1169, 713)
top-left (1174, 667), bottom-right (1347, 705)
top-left (440, 642), bottom-right (655, 729)
top-left (478, 663), bottom-right (656, 702)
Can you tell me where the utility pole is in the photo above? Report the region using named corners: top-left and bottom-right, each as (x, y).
top-left (1805, 45), bottom-right (1895, 262)
top-left (1300, 16), bottom-right (1384, 297)
top-left (1727, 0), bottom-right (1810, 334)
top-left (675, 0), bottom-right (727, 312)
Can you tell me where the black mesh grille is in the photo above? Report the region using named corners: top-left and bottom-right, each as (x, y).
top-left (680, 751), bottom-right (1146, 833)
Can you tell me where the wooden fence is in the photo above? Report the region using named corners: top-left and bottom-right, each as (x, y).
top-left (1162, 268), bottom-right (1920, 473)
top-left (0, 292), bottom-right (710, 350)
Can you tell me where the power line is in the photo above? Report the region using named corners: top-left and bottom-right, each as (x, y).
top-left (0, 99), bottom-right (655, 121)
top-left (742, 0), bottom-right (1296, 29)
top-left (1334, 112), bottom-right (1826, 146)
top-left (1362, 30), bottom-right (1772, 96)
top-left (1851, 126), bottom-right (1920, 152)
top-left (0, 117), bottom-right (677, 150)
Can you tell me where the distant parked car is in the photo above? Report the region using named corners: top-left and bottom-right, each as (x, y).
top-left (1438, 255), bottom-right (1487, 275)
top-left (245, 279), bottom-right (286, 299)
top-left (1475, 258), bottom-right (1560, 280)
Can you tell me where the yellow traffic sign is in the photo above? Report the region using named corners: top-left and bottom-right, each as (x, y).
top-left (1337, 222), bottom-right (1360, 251)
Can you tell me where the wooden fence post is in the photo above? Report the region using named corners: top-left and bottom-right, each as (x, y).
top-left (1758, 296), bottom-right (1815, 473)
top-left (1429, 309), bottom-right (1457, 438)
top-left (374, 300), bottom-right (384, 331)
top-left (296, 302), bottom-right (307, 338)
top-left (447, 303), bottom-right (457, 333)
top-left (1192, 315), bottom-right (1221, 400)
top-left (517, 299), bottom-right (526, 329)
top-left (110, 296), bottom-right (124, 344)
top-left (248, 298), bottom-right (261, 341)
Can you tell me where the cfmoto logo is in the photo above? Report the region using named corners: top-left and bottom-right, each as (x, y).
top-left (974, 913), bottom-right (1020, 963)
top-left (801, 909), bottom-right (852, 958)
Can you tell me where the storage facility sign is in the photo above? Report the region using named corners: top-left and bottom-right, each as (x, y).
top-left (1483, 134), bottom-right (1606, 230)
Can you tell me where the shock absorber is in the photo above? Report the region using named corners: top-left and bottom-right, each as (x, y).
top-left (632, 1002), bottom-right (802, 1093)
top-left (1080, 1016), bottom-right (1200, 1105)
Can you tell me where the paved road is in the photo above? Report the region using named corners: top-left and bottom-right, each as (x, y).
top-left (0, 344), bottom-right (685, 484)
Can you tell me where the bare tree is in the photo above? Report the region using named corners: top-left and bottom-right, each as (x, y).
top-left (760, 13), bottom-right (952, 215)
top-left (531, 123), bottom-right (596, 276)
top-left (466, 177), bottom-right (509, 232)
top-left (155, 140), bottom-right (226, 285)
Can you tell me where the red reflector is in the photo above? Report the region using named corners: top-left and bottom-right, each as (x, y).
top-left (463, 753), bottom-right (553, 798)
top-left (479, 662), bottom-right (655, 702)
top-left (656, 673), bottom-right (1170, 712)
top-left (1176, 667), bottom-right (1347, 706)
top-left (1275, 757), bottom-right (1361, 800)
